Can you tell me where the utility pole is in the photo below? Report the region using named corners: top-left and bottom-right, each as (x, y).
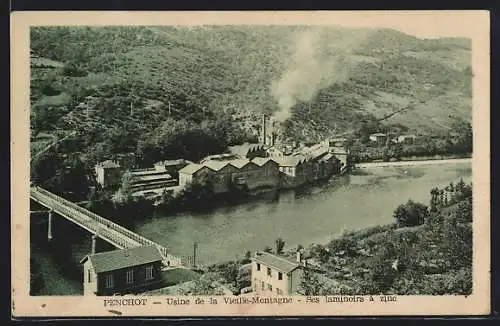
top-left (193, 242), bottom-right (198, 270)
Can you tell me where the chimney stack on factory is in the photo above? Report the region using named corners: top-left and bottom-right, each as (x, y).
top-left (261, 114), bottom-right (276, 147)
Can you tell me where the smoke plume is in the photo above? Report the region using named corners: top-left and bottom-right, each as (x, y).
top-left (270, 28), bottom-right (350, 122)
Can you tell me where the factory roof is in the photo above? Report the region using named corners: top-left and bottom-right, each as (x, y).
top-left (273, 155), bottom-right (306, 167)
top-left (319, 153), bottom-right (334, 163)
top-left (80, 245), bottom-right (163, 273)
top-left (200, 153), bottom-right (239, 163)
top-left (251, 157), bottom-right (278, 166)
top-left (229, 158), bottom-right (251, 169)
top-left (203, 160), bottom-right (231, 171)
top-left (155, 159), bottom-right (190, 167)
top-left (252, 251), bottom-right (301, 274)
top-left (178, 163), bottom-right (210, 175)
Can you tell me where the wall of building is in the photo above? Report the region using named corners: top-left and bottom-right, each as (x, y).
top-left (231, 162), bottom-right (279, 192)
top-left (211, 164), bottom-right (238, 194)
top-left (96, 167), bottom-right (122, 188)
top-left (83, 260), bottom-right (98, 296)
top-left (289, 268), bottom-right (304, 295)
top-left (179, 172), bottom-right (193, 188)
top-left (95, 262), bottom-right (162, 296)
top-left (251, 261), bottom-right (293, 296)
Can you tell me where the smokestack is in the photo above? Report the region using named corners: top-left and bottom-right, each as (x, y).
top-left (262, 114), bottom-right (267, 145)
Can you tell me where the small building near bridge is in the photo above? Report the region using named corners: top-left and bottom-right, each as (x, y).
top-left (80, 245), bottom-right (164, 296)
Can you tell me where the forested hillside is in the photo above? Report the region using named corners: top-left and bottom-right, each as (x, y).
top-left (30, 26), bottom-right (472, 194)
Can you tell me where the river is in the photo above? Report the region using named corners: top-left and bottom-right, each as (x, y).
top-left (30, 161), bottom-right (472, 295)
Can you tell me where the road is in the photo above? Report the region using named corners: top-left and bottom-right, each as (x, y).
top-left (355, 157), bottom-right (472, 169)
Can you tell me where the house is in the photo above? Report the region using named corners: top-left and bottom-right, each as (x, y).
top-left (369, 133), bottom-right (388, 145)
top-left (80, 245), bottom-right (164, 296)
top-left (94, 160), bottom-right (122, 189)
top-left (251, 251), bottom-right (305, 296)
top-left (397, 134), bottom-right (418, 144)
top-left (228, 143), bottom-right (268, 159)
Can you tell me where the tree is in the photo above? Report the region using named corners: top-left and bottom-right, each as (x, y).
top-left (220, 262), bottom-right (239, 286)
top-left (242, 250), bottom-right (252, 264)
top-left (368, 244), bottom-right (398, 294)
top-left (393, 200), bottom-right (429, 227)
top-left (236, 266), bottom-right (251, 292)
top-left (275, 238), bottom-right (285, 255)
top-left (300, 268), bottom-right (324, 295)
top-left (263, 246), bottom-right (273, 253)
top-left (430, 187), bottom-right (440, 212)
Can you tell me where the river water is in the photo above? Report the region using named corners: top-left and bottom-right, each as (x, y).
top-left (30, 161), bottom-right (472, 295)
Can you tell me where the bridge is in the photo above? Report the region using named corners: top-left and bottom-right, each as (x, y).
top-left (30, 186), bottom-right (184, 268)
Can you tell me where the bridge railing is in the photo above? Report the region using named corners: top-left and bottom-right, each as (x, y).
top-left (31, 187), bottom-right (180, 262)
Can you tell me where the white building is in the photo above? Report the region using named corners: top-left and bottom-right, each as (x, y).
top-left (251, 251), bottom-right (305, 296)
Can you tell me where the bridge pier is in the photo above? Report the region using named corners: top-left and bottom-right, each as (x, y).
top-left (91, 234), bottom-right (98, 255)
top-left (47, 209), bottom-right (53, 241)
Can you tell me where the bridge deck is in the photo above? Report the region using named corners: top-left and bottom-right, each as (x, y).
top-left (30, 187), bottom-right (183, 267)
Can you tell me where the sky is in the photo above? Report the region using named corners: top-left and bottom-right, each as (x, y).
top-left (15, 10), bottom-right (487, 39)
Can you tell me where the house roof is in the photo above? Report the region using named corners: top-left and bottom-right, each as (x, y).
top-left (252, 251), bottom-right (301, 273)
top-left (80, 245), bottom-right (163, 273)
top-left (178, 163), bottom-right (207, 175)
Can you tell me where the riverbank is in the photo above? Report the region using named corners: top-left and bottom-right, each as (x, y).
top-left (207, 180), bottom-right (473, 296)
top-left (355, 157), bottom-right (472, 168)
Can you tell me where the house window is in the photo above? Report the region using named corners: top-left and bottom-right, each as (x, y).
top-left (145, 265), bottom-right (154, 281)
top-left (256, 263), bottom-right (261, 271)
top-left (278, 272), bottom-right (283, 280)
top-left (267, 267), bottom-right (272, 277)
top-left (267, 283), bottom-right (273, 291)
top-left (261, 281), bottom-right (265, 291)
top-left (88, 269), bottom-right (91, 283)
top-left (126, 269), bottom-right (134, 284)
top-left (105, 274), bottom-right (114, 289)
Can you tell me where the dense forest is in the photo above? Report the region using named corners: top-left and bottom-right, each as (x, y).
top-left (30, 26), bottom-right (472, 199)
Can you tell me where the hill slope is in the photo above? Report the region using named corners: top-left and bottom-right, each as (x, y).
top-left (30, 26), bottom-right (472, 162)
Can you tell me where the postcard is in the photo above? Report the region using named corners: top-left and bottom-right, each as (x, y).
top-left (11, 10), bottom-right (490, 317)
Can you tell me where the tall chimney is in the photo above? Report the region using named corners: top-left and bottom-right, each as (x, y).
top-left (262, 114), bottom-right (267, 145)
top-left (296, 250), bottom-right (302, 264)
